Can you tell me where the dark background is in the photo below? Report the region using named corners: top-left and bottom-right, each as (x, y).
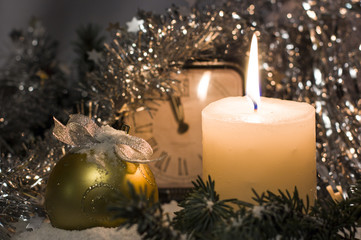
top-left (0, 0), bottom-right (188, 64)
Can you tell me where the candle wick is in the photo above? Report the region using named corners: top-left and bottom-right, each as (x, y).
top-left (247, 95), bottom-right (258, 112)
top-left (253, 102), bottom-right (258, 112)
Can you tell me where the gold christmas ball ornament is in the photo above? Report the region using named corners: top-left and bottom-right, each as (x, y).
top-left (46, 115), bottom-right (162, 230)
top-left (45, 150), bottom-right (158, 230)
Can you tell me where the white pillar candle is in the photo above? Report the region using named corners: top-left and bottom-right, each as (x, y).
top-left (201, 33), bottom-right (316, 203)
top-left (202, 96), bottom-right (316, 203)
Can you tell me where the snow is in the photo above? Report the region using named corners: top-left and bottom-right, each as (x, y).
top-left (14, 222), bottom-right (140, 240)
top-left (14, 201), bottom-right (180, 240)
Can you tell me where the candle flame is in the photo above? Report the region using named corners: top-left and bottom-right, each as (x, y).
top-left (246, 33), bottom-right (261, 110)
top-left (197, 71), bottom-right (211, 101)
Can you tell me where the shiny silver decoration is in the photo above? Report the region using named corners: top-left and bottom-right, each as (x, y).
top-left (0, 131), bottom-right (67, 239)
top-left (256, 0), bottom-right (361, 199)
top-left (84, 0), bottom-right (361, 199)
top-left (0, 0), bottom-right (360, 237)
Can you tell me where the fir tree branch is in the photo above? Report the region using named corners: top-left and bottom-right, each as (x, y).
top-left (173, 176), bottom-right (236, 239)
top-left (73, 23), bottom-right (106, 82)
top-left (109, 182), bottom-right (183, 240)
top-left (109, 178), bottom-right (361, 240)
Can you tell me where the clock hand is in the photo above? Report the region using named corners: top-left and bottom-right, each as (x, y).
top-left (169, 95), bottom-right (189, 134)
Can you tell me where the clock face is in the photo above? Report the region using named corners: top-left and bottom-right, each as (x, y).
top-left (128, 66), bottom-right (243, 188)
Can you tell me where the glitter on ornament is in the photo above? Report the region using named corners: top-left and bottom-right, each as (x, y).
top-left (46, 114), bottom-right (160, 230)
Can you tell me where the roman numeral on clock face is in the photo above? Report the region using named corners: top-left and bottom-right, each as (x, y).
top-left (178, 158), bottom-right (188, 176)
top-left (134, 123), bottom-right (153, 134)
top-left (154, 152), bottom-right (171, 172)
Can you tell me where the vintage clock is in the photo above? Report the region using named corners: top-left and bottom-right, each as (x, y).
top-left (127, 62), bottom-right (244, 194)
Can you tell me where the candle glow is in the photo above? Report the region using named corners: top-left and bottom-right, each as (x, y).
top-left (197, 71), bottom-right (211, 101)
top-left (202, 34), bottom-right (316, 203)
top-left (246, 33), bottom-right (261, 111)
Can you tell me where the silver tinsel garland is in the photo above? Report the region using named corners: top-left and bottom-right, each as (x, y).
top-left (0, 132), bottom-right (67, 239)
top-left (0, 0), bottom-right (360, 238)
top-left (82, 7), bottom-right (227, 125)
top-left (0, 18), bottom-right (70, 238)
top-left (84, 0), bottom-right (361, 198)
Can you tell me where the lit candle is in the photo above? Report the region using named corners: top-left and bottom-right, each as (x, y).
top-left (202, 34), bottom-right (316, 203)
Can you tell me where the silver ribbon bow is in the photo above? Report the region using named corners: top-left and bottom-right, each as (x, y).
top-left (53, 114), bottom-right (162, 163)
